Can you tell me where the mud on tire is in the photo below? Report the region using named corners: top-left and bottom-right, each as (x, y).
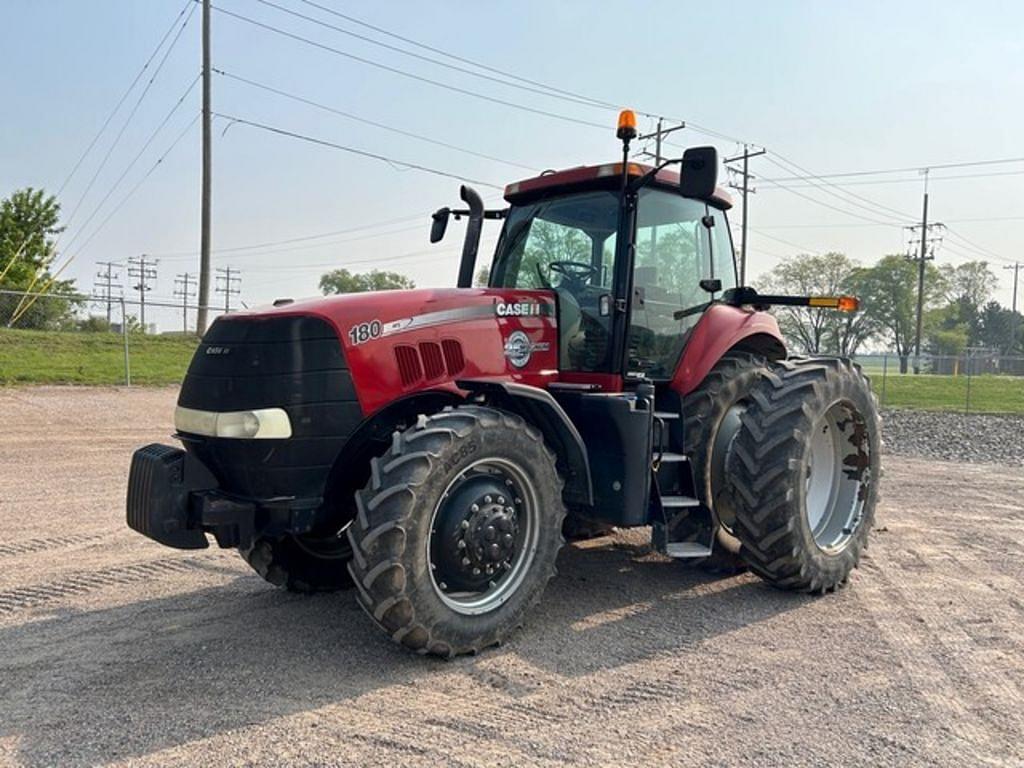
top-left (727, 357), bottom-right (881, 593)
top-left (347, 405), bottom-right (566, 658)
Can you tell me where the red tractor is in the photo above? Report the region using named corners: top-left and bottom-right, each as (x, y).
top-left (127, 112), bottom-right (880, 657)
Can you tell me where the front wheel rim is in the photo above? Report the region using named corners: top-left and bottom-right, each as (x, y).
top-left (804, 401), bottom-right (872, 553)
top-left (427, 457), bottom-right (539, 616)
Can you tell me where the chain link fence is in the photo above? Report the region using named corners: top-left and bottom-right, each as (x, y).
top-left (0, 288), bottom-right (234, 386)
top-left (853, 352), bottom-right (1024, 414)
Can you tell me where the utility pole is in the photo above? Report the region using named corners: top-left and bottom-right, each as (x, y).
top-left (197, 0), bottom-right (212, 335)
top-left (215, 266), bottom-right (240, 314)
top-left (1006, 261), bottom-right (1021, 353)
top-left (725, 145), bottom-right (767, 286)
top-left (174, 273), bottom-right (197, 334)
top-left (905, 180), bottom-right (944, 374)
top-left (94, 261), bottom-right (122, 325)
top-left (127, 255), bottom-right (158, 332)
top-left (637, 118), bottom-right (686, 164)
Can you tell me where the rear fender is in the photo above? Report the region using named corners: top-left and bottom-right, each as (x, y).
top-left (671, 304), bottom-right (785, 395)
top-left (456, 379), bottom-right (593, 507)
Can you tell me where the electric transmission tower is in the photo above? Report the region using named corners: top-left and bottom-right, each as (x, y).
top-left (725, 145), bottom-right (767, 287)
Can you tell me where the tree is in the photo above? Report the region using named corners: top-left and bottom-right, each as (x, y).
top-left (0, 188), bottom-right (78, 329)
top-left (977, 301), bottom-right (1023, 355)
top-left (319, 268), bottom-right (415, 294)
top-left (853, 254), bottom-right (944, 372)
top-left (759, 252), bottom-right (875, 356)
top-left (938, 261), bottom-right (998, 346)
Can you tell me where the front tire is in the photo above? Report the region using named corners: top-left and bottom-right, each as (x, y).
top-left (347, 406), bottom-right (566, 657)
top-left (241, 532), bottom-right (354, 593)
top-left (727, 357), bottom-right (881, 592)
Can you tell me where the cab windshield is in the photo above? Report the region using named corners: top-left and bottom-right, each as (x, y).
top-left (490, 187), bottom-right (736, 377)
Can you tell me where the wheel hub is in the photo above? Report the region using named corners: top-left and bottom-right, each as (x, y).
top-left (432, 476), bottom-right (520, 592)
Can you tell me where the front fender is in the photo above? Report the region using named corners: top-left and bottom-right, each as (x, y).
top-left (456, 379), bottom-right (593, 507)
top-left (671, 304), bottom-right (785, 395)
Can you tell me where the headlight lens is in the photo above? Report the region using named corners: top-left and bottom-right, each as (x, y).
top-left (174, 406), bottom-right (292, 439)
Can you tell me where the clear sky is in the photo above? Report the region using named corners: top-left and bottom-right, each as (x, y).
top-left (3, 0), bottom-right (1022, 329)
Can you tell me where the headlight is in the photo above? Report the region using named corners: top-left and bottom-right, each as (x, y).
top-left (174, 406), bottom-right (292, 439)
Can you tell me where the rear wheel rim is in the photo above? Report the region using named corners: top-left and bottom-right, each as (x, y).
top-left (804, 401), bottom-right (870, 553)
top-left (428, 458), bottom-right (539, 616)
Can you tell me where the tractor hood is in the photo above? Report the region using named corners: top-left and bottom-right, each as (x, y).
top-left (206, 287), bottom-right (561, 414)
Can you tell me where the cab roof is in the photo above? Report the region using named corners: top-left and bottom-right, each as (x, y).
top-left (503, 161), bottom-right (733, 210)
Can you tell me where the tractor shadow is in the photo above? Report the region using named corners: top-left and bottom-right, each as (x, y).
top-left (0, 532), bottom-right (808, 767)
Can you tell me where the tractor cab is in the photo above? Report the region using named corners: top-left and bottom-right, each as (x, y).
top-left (491, 162), bottom-right (736, 381)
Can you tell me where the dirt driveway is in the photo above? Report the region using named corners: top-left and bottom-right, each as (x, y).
top-left (1, 386), bottom-right (1022, 767)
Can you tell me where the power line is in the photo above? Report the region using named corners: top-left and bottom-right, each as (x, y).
top-left (54, 0), bottom-right (194, 198)
top-left (766, 152), bottom-right (916, 223)
top-left (62, 75), bottom-right (200, 255)
top-left (761, 168), bottom-right (1024, 188)
top-left (61, 2), bottom-right (197, 234)
top-left (763, 155), bottom-right (1024, 183)
top-left (214, 113), bottom-right (504, 188)
top-left (67, 114), bottom-right (200, 262)
top-left (209, 4), bottom-right (608, 131)
top-left (252, 0), bottom-right (613, 112)
top-left (214, 68), bottom-right (537, 172)
top-left (292, 0), bottom-right (620, 111)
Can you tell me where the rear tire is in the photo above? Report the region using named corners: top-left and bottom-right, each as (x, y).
top-left (241, 532), bottom-right (354, 593)
top-left (347, 406), bottom-right (566, 657)
top-left (680, 351), bottom-right (769, 572)
top-left (727, 357), bottom-right (881, 592)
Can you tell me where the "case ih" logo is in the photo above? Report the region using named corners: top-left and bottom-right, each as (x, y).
top-left (495, 301), bottom-right (542, 317)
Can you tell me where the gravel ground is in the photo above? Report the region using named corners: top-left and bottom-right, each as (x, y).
top-left (1, 387), bottom-right (1023, 767)
top-left (882, 408), bottom-right (1024, 466)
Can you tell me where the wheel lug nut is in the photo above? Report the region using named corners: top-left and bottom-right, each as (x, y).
top-left (470, 504), bottom-right (479, 513)
top-left (457, 540), bottom-right (466, 550)
top-left (461, 520), bottom-right (470, 530)
top-left (439, 581), bottom-right (448, 590)
top-left (462, 557), bottom-right (471, 566)
top-left (497, 496), bottom-right (505, 505)
top-left (502, 533), bottom-right (513, 546)
top-left (489, 543), bottom-right (501, 559)
top-left (484, 495), bottom-right (492, 503)
top-left (473, 568), bottom-right (481, 575)
top-left (505, 479), bottom-right (513, 487)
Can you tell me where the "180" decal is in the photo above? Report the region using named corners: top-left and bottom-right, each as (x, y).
top-left (348, 320), bottom-right (382, 345)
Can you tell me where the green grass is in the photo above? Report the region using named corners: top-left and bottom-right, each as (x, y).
top-left (0, 328), bottom-right (198, 386)
top-left (870, 371), bottom-right (1024, 414)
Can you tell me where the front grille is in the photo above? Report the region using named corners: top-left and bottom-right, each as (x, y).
top-left (178, 315), bottom-right (361, 500)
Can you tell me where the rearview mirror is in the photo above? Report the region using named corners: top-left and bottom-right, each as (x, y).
top-left (430, 208), bottom-right (451, 243)
top-left (679, 146), bottom-right (719, 199)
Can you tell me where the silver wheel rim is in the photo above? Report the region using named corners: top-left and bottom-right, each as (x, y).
top-left (427, 457), bottom-right (539, 616)
top-left (804, 401), bottom-right (870, 553)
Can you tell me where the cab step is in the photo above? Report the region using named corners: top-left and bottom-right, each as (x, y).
top-left (661, 495), bottom-right (700, 508)
top-left (655, 451), bottom-right (688, 464)
top-left (665, 541), bottom-right (713, 558)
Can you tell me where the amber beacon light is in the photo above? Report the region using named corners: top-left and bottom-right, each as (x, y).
top-left (616, 109), bottom-right (637, 141)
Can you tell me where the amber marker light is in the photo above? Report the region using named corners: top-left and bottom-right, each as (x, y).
top-left (616, 109), bottom-right (637, 141)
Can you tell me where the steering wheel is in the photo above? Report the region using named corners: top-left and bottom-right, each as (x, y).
top-left (549, 261), bottom-right (599, 285)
